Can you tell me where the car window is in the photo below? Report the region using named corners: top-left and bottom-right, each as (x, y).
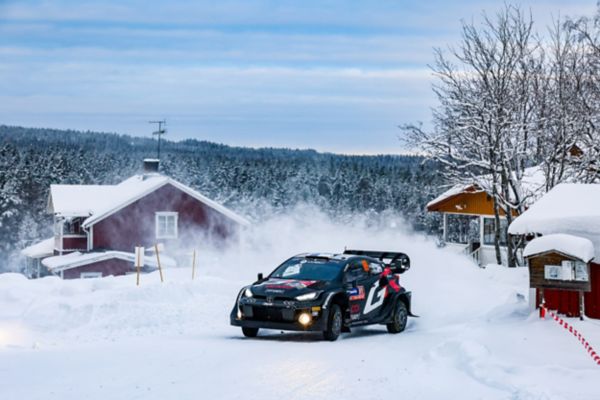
top-left (270, 257), bottom-right (344, 281)
top-left (345, 260), bottom-right (369, 282)
top-left (369, 262), bottom-right (383, 275)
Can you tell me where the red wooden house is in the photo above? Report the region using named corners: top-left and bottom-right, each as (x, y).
top-left (21, 159), bottom-right (249, 279)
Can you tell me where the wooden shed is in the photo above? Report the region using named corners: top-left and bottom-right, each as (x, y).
top-left (509, 184), bottom-right (600, 318)
top-left (523, 234), bottom-right (599, 318)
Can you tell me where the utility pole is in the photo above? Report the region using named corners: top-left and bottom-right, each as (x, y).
top-left (148, 119), bottom-right (167, 159)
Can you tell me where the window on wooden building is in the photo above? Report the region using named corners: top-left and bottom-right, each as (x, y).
top-left (155, 212), bottom-right (178, 239)
top-left (483, 217), bottom-right (507, 246)
top-left (446, 214), bottom-right (479, 244)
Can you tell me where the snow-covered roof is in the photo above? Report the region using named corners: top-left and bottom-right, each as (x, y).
top-left (21, 238), bottom-right (54, 258)
top-left (426, 184), bottom-right (479, 209)
top-left (48, 185), bottom-right (115, 217)
top-left (41, 250), bottom-right (177, 272)
top-left (427, 165), bottom-right (546, 210)
top-left (523, 234), bottom-right (595, 262)
top-left (509, 183), bottom-right (600, 260)
top-left (48, 174), bottom-right (250, 227)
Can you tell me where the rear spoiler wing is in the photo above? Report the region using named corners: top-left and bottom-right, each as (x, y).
top-left (343, 249), bottom-right (410, 273)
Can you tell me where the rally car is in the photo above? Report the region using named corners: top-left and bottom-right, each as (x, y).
top-left (230, 249), bottom-right (414, 341)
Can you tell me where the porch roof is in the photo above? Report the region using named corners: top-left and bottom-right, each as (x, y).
top-left (21, 237), bottom-right (54, 258)
top-left (41, 250), bottom-right (176, 273)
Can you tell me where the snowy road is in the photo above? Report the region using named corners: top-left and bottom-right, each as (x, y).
top-left (2, 214), bottom-right (600, 399)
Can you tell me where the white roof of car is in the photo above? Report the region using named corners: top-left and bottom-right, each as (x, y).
top-left (48, 174), bottom-right (250, 227)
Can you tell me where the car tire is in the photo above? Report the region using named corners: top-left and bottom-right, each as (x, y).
top-left (386, 300), bottom-right (408, 334)
top-left (242, 327), bottom-right (259, 338)
top-left (323, 304), bottom-right (343, 341)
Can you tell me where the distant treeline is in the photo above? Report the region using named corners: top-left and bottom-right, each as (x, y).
top-left (0, 125), bottom-right (443, 271)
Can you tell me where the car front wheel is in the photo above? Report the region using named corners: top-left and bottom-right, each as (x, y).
top-left (387, 300), bottom-right (408, 334)
top-left (242, 327), bottom-right (259, 337)
top-left (323, 304), bottom-right (342, 341)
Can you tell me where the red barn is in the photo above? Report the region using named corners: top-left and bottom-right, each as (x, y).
top-left (509, 184), bottom-right (600, 318)
top-left (21, 159), bottom-right (249, 279)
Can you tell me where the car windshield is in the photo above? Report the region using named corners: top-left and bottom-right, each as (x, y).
top-left (270, 257), bottom-right (344, 281)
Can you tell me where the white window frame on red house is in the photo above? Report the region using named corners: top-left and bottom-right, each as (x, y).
top-left (155, 211), bottom-right (178, 239)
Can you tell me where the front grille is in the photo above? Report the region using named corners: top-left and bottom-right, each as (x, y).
top-left (253, 295), bottom-right (290, 302)
top-left (247, 306), bottom-right (295, 322)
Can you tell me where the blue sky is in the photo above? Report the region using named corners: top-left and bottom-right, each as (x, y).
top-left (0, 1), bottom-right (596, 154)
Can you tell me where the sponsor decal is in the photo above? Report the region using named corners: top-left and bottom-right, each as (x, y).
top-left (381, 267), bottom-right (401, 293)
top-left (363, 281), bottom-right (386, 314)
top-left (348, 286), bottom-right (365, 301)
top-left (264, 279), bottom-right (317, 290)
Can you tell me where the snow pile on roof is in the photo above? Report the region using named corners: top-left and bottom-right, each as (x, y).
top-left (20, 238), bottom-right (54, 258)
top-left (42, 250), bottom-right (177, 272)
top-left (48, 174), bottom-right (250, 227)
top-left (49, 185), bottom-right (115, 217)
top-left (523, 234), bottom-right (595, 262)
top-left (509, 183), bottom-right (600, 260)
top-left (426, 184), bottom-right (477, 208)
top-left (428, 165), bottom-right (545, 209)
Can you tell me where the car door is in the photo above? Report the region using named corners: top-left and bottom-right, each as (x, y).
top-left (344, 259), bottom-right (384, 322)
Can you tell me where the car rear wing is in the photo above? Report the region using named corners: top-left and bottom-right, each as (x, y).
top-left (343, 249), bottom-right (410, 273)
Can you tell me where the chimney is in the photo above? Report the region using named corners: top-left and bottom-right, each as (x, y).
top-left (143, 158), bottom-right (160, 173)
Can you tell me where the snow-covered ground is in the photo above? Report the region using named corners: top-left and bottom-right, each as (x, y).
top-left (1, 207), bottom-right (599, 399)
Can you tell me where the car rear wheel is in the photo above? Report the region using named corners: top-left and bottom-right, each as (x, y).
top-left (323, 304), bottom-right (342, 341)
top-left (242, 327), bottom-right (259, 337)
top-left (387, 300), bottom-right (408, 334)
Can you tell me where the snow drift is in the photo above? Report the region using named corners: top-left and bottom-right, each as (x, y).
top-left (1, 206), bottom-right (599, 400)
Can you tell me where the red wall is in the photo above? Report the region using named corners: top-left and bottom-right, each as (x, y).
top-left (62, 258), bottom-right (132, 279)
top-left (92, 183), bottom-right (237, 252)
top-left (62, 237), bottom-right (87, 251)
top-left (537, 263), bottom-right (600, 319)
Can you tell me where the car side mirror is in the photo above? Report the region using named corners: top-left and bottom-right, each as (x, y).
top-left (257, 273), bottom-right (264, 281)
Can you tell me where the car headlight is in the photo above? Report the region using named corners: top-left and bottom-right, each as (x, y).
top-left (296, 292), bottom-right (319, 301)
top-left (244, 287), bottom-right (253, 298)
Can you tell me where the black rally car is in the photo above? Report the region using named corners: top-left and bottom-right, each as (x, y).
top-left (230, 249), bottom-right (414, 341)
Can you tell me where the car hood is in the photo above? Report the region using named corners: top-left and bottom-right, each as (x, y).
top-left (250, 278), bottom-right (331, 299)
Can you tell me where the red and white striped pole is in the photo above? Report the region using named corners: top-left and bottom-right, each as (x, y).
top-left (540, 304), bottom-right (600, 366)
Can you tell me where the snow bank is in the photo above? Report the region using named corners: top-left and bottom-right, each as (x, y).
top-left (1, 206), bottom-right (599, 400)
top-left (523, 234), bottom-right (595, 262)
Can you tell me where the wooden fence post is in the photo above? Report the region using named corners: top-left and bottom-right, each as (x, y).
top-left (155, 243), bottom-right (164, 283)
top-left (135, 245), bottom-right (143, 286)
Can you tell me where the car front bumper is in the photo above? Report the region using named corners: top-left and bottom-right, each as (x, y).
top-left (230, 297), bottom-right (330, 332)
